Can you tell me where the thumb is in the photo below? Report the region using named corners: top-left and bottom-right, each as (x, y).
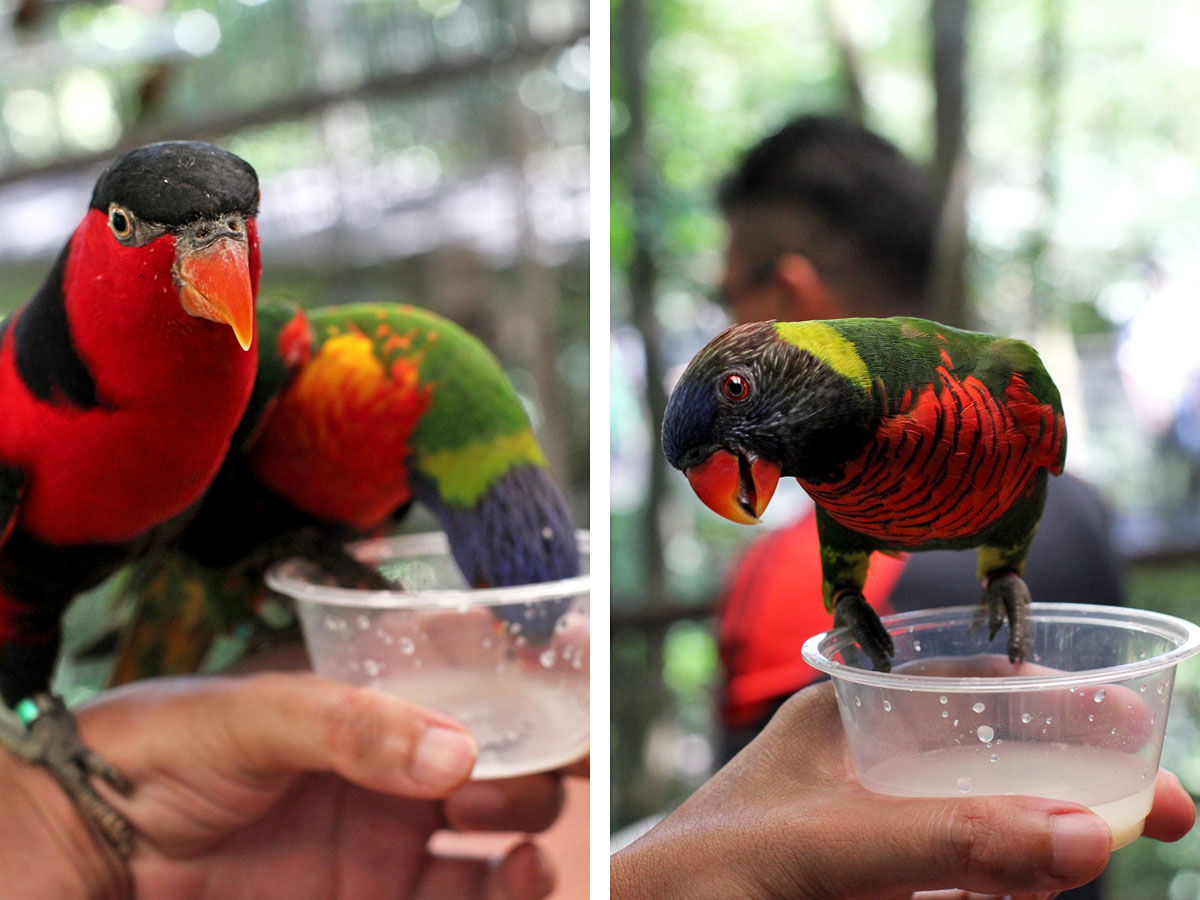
top-left (808, 794), bottom-right (1112, 898)
top-left (215, 672), bottom-right (480, 798)
top-left (91, 672), bottom-right (479, 799)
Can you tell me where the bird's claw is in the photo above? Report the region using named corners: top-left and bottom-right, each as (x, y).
top-left (0, 693), bottom-right (134, 857)
top-left (833, 591), bottom-right (893, 672)
top-left (981, 570), bottom-right (1032, 664)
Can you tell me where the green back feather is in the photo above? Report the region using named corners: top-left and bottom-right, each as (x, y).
top-left (775, 316), bottom-right (1064, 420)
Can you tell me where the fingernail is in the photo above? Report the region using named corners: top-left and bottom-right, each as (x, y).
top-left (1050, 813), bottom-right (1111, 879)
top-left (411, 726), bottom-right (476, 789)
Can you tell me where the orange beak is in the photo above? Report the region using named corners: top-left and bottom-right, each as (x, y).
top-left (178, 235), bottom-right (255, 350)
top-left (684, 449), bottom-right (781, 525)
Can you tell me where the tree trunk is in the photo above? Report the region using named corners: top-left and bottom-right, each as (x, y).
top-left (613, 0), bottom-right (672, 828)
top-left (929, 0), bottom-right (970, 327)
top-left (823, 0), bottom-right (866, 123)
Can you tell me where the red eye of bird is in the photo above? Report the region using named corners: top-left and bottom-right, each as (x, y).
top-left (722, 373), bottom-right (750, 402)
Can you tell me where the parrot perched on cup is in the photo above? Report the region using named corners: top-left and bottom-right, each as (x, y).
top-left (0, 141), bottom-right (261, 855)
top-left (661, 316), bottom-right (1066, 672)
top-left (107, 300), bottom-right (579, 683)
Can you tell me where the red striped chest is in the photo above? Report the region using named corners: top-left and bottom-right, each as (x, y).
top-left (799, 365), bottom-right (1065, 547)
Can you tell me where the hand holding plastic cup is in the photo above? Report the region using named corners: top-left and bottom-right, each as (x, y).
top-left (267, 531), bottom-right (590, 780)
top-left (802, 603), bottom-right (1200, 848)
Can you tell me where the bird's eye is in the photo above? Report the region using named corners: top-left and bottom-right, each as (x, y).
top-left (226, 217), bottom-right (244, 233)
top-left (722, 373), bottom-right (751, 402)
top-left (109, 207), bottom-right (132, 239)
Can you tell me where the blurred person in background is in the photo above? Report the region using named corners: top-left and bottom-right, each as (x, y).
top-left (711, 114), bottom-right (1124, 899)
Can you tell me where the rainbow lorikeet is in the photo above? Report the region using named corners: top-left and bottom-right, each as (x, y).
top-left (662, 316), bottom-right (1066, 672)
top-left (0, 141), bottom-right (260, 854)
top-left (107, 300), bottom-right (579, 682)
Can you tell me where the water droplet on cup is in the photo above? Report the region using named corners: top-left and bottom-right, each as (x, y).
top-left (882, 700), bottom-right (892, 712)
top-left (1088, 714), bottom-right (1095, 722)
top-left (363, 659), bottom-right (382, 678)
top-left (977, 725), bottom-right (995, 742)
top-left (972, 702), bottom-right (986, 714)
top-left (912, 640), bottom-right (922, 652)
top-left (939, 695), bottom-right (948, 705)
top-left (941, 710), bottom-right (949, 718)
top-left (356, 614), bottom-right (371, 631)
top-left (1094, 689), bottom-right (1106, 703)
top-left (957, 776), bottom-right (973, 793)
top-left (989, 753), bottom-right (999, 763)
top-left (854, 696), bottom-right (862, 708)
top-left (539, 649), bottom-right (557, 668)
top-left (398, 637), bottom-right (415, 655)
top-left (1020, 712), bottom-right (1033, 724)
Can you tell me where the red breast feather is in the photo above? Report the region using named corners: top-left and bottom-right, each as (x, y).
top-left (800, 364), bottom-right (1066, 547)
top-left (0, 212), bottom-right (259, 546)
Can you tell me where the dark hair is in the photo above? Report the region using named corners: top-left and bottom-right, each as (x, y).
top-left (718, 115), bottom-right (938, 312)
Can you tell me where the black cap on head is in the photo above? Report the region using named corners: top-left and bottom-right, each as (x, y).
top-left (89, 141), bottom-right (259, 226)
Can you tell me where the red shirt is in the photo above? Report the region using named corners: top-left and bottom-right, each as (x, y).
top-left (717, 510), bottom-right (908, 726)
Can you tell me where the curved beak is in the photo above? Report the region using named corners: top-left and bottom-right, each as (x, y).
top-left (684, 449), bottom-right (781, 525)
top-left (178, 235), bottom-right (255, 350)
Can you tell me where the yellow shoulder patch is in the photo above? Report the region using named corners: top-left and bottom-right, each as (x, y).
top-left (773, 321), bottom-right (872, 393)
top-left (416, 428), bottom-right (547, 507)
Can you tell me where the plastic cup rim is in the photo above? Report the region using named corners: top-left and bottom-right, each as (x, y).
top-left (800, 602), bottom-right (1200, 692)
top-left (264, 529), bottom-right (590, 610)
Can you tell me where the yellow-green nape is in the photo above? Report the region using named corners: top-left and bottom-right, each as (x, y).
top-left (773, 321), bottom-right (872, 393)
top-left (416, 428), bottom-right (547, 507)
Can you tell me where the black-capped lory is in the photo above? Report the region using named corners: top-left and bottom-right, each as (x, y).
top-left (108, 300), bottom-right (579, 682)
top-left (0, 141), bottom-right (259, 854)
top-left (662, 316), bottom-right (1066, 671)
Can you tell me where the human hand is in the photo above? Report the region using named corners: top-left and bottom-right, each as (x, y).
top-left (611, 681), bottom-right (1194, 900)
top-left (2, 672), bottom-right (564, 900)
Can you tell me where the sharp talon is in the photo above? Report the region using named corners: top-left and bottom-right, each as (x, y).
top-left (981, 571), bottom-right (1032, 665)
top-left (0, 693), bottom-right (135, 858)
top-left (833, 591), bottom-right (893, 672)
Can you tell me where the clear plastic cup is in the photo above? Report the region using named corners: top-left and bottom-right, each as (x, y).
top-left (266, 531), bottom-right (589, 780)
top-left (801, 603), bottom-right (1200, 848)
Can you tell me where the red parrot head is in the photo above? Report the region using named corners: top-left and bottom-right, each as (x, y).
top-left (82, 141), bottom-right (261, 351)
